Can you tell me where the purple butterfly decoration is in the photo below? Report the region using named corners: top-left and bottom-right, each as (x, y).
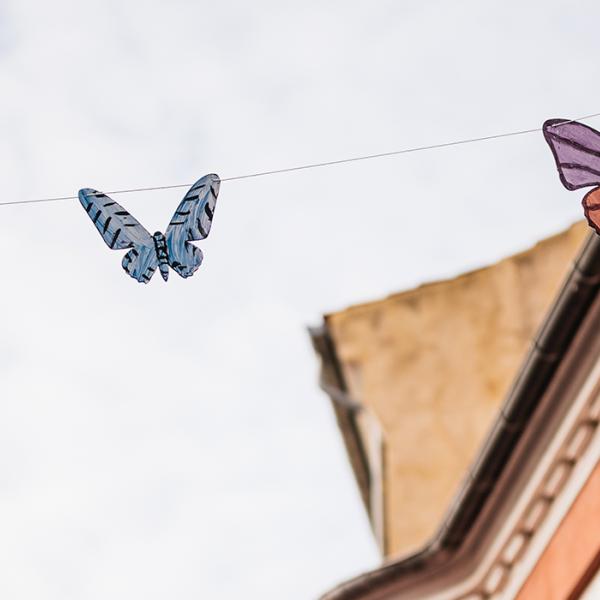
top-left (543, 118), bottom-right (600, 234)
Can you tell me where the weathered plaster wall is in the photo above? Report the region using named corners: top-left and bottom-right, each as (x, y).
top-left (326, 222), bottom-right (589, 557)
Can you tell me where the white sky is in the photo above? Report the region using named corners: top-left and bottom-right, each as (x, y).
top-left (0, 1), bottom-right (597, 598)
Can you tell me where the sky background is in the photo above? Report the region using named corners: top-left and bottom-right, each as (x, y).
top-left (0, 1), bottom-right (598, 598)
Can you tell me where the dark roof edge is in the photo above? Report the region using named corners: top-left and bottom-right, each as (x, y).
top-left (440, 231), bottom-right (600, 548)
top-left (309, 324), bottom-right (372, 515)
top-left (319, 231), bottom-right (600, 600)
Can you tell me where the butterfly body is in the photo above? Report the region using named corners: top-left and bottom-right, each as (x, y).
top-left (152, 231), bottom-right (170, 281)
top-left (79, 174), bottom-right (220, 284)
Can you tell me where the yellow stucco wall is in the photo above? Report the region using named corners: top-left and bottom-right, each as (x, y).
top-left (326, 222), bottom-right (589, 558)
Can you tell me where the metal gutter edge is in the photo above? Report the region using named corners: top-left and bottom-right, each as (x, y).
top-left (441, 231), bottom-right (600, 548)
top-left (319, 231), bottom-right (600, 600)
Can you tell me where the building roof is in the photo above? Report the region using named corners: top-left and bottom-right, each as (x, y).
top-left (311, 225), bottom-right (600, 598)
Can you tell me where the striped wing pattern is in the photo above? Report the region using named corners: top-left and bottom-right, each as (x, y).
top-left (79, 188), bottom-right (158, 284)
top-left (165, 174), bottom-right (220, 279)
top-left (543, 119), bottom-right (600, 190)
top-left (121, 246), bottom-right (159, 284)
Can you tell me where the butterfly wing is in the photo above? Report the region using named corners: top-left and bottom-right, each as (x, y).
top-left (543, 119), bottom-right (600, 190)
top-left (164, 174), bottom-right (220, 279)
top-left (121, 246), bottom-right (159, 284)
top-left (79, 188), bottom-right (158, 283)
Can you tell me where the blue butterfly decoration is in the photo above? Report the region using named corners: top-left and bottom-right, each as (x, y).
top-left (79, 174), bottom-right (220, 283)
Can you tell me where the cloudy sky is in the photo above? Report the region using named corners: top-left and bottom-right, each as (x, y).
top-left (0, 1), bottom-right (598, 598)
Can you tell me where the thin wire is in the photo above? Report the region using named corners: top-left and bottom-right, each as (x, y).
top-left (3, 112), bottom-right (599, 208)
